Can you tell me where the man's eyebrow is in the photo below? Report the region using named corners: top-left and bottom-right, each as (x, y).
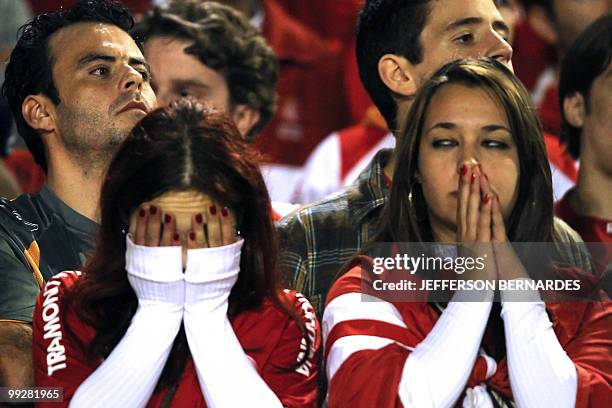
top-left (128, 56), bottom-right (147, 68)
top-left (444, 16), bottom-right (510, 37)
top-left (174, 79), bottom-right (210, 90)
top-left (77, 53), bottom-right (116, 66)
top-left (492, 19), bottom-right (510, 38)
top-left (129, 57), bottom-right (151, 76)
top-left (444, 17), bottom-right (484, 32)
top-left (77, 53), bottom-right (150, 71)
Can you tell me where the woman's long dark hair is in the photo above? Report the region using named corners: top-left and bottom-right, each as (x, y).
top-left (67, 99), bottom-right (306, 389)
top-left (376, 58), bottom-right (555, 244)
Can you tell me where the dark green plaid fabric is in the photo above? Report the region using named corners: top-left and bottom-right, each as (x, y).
top-left (277, 149), bottom-right (392, 315)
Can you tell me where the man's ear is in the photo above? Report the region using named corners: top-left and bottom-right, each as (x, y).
top-left (22, 95), bottom-right (56, 134)
top-left (378, 54), bottom-right (418, 98)
top-left (232, 104), bottom-right (261, 139)
top-left (563, 92), bottom-right (586, 128)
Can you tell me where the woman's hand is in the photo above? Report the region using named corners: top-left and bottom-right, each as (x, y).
top-left (187, 203), bottom-right (238, 249)
top-left (456, 163), bottom-right (528, 281)
top-left (457, 163), bottom-right (497, 243)
top-left (456, 163), bottom-right (498, 281)
top-left (129, 204), bottom-right (181, 247)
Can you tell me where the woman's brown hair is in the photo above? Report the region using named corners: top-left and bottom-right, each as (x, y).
top-left (376, 58), bottom-right (554, 244)
top-left (68, 98), bottom-right (306, 389)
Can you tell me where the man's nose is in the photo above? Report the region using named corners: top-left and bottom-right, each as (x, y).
top-left (120, 66), bottom-right (144, 93)
top-left (485, 32), bottom-right (513, 71)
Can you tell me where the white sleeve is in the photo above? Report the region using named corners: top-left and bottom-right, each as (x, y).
top-left (70, 236), bottom-right (184, 408)
top-left (182, 239), bottom-right (282, 408)
top-left (398, 291), bottom-right (494, 408)
top-left (292, 133), bottom-right (341, 204)
top-left (501, 282), bottom-right (577, 408)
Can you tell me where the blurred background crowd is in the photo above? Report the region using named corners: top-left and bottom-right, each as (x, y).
top-left (0, 0), bottom-right (609, 204)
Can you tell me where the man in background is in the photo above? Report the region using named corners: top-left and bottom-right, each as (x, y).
top-left (278, 0), bottom-right (515, 314)
top-left (557, 13), bottom-right (612, 275)
top-left (0, 0), bottom-right (155, 386)
top-left (137, 0), bottom-right (277, 141)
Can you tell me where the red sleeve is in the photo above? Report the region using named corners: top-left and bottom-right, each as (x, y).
top-left (324, 262), bottom-right (441, 408)
top-left (32, 271), bottom-right (98, 407)
top-left (260, 291), bottom-right (321, 408)
top-left (552, 301), bottom-right (612, 408)
top-left (329, 345), bottom-right (407, 408)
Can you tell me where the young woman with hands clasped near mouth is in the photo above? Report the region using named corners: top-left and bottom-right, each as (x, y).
top-left (322, 59), bottom-right (611, 408)
top-left (32, 99), bottom-right (320, 407)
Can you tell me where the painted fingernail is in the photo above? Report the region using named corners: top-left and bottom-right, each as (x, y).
top-left (195, 213), bottom-right (203, 223)
top-left (164, 214), bottom-right (171, 223)
top-left (460, 164), bottom-right (468, 176)
top-left (173, 233), bottom-right (180, 241)
top-left (209, 205), bottom-right (217, 215)
top-left (139, 208), bottom-right (146, 217)
top-left (221, 207), bottom-right (229, 217)
top-left (149, 205), bottom-right (157, 215)
top-left (189, 231), bottom-right (196, 240)
top-left (483, 194), bottom-right (491, 204)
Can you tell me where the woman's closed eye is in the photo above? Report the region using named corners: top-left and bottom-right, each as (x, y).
top-left (482, 139), bottom-right (510, 149)
top-left (431, 138), bottom-right (459, 148)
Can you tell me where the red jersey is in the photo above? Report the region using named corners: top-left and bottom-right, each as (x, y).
top-left (556, 189), bottom-right (612, 275)
top-left (293, 108), bottom-right (392, 204)
top-left (512, 18), bottom-right (556, 92)
top-left (253, 0), bottom-right (350, 167)
top-left (543, 132), bottom-right (578, 201)
top-left (2, 148), bottom-right (45, 194)
top-left (33, 271), bottom-right (321, 407)
top-left (324, 257), bottom-right (612, 407)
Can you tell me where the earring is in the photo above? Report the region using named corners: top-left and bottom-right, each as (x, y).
top-left (408, 182), bottom-right (427, 222)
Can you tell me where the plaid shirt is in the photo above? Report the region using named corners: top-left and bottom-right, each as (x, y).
top-left (277, 149), bottom-right (392, 314)
top-left (278, 149), bottom-right (593, 316)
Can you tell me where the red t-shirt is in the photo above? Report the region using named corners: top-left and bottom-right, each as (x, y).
top-left (556, 189), bottom-right (612, 275)
top-left (33, 271), bottom-right (321, 407)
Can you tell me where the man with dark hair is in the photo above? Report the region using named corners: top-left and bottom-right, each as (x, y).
top-left (294, 0), bottom-right (520, 205)
top-left (278, 0), bottom-right (592, 316)
top-left (136, 0), bottom-right (278, 141)
top-left (557, 13), bottom-right (612, 274)
top-left (522, 0), bottom-right (610, 200)
top-left (279, 0), bottom-right (514, 313)
top-left (0, 0), bottom-right (155, 386)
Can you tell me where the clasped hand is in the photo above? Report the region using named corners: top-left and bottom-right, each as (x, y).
top-left (456, 163), bottom-right (527, 282)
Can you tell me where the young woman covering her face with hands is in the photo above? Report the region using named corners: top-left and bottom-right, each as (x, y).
top-left (32, 99), bottom-right (320, 407)
top-left (323, 59), bottom-right (611, 407)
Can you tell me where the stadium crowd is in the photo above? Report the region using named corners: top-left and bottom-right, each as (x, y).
top-left (0, 0), bottom-right (610, 406)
